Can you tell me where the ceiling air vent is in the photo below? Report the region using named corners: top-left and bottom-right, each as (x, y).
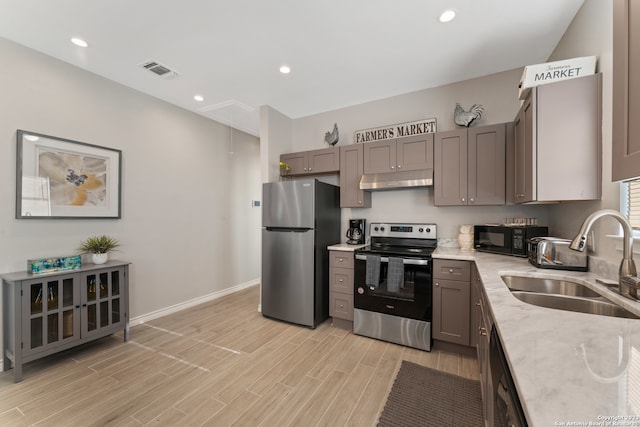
top-left (139, 60), bottom-right (180, 80)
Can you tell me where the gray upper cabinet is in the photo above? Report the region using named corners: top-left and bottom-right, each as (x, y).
top-left (613, 0), bottom-right (640, 181)
top-left (514, 97), bottom-right (535, 202)
top-left (339, 144), bottom-right (371, 208)
top-left (363, 134), bottom-right (434, 174)
top-left (434, 123), bottom-right (506, 206)
top-left (513, 73), bottom-right (602, 203)
top-left (280, 147), bottom-right (339, 176)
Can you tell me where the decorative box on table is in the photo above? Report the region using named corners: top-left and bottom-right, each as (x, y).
top-left (27, 255), bottom-right (82, 274)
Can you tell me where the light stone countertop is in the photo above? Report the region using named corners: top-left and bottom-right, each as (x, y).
top-left (433, 247), bottom-right (640, 426)
top-left (327, 243), bottom-right (368, 252)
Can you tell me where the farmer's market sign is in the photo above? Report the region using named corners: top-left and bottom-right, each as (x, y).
top-left (354, 118), bottom-right (437, 144)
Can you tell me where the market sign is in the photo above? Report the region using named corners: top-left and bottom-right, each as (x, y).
top-left (354, 118), bottom-right (437, 144)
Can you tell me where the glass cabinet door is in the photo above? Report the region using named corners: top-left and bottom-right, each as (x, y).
top-left (81, 268), bottom-right (125, 338)
top-left (22, 274), bottom-right (80, 356)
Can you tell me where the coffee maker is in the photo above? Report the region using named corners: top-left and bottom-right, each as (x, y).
top-left (346, 219), bottom-right (366, 245)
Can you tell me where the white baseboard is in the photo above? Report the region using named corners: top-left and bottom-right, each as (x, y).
top-left (130, 278), bottom-right (260, 327)
top-left (0, 279), bottom-right (260, 372)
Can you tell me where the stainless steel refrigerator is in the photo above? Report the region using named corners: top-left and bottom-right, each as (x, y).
top-left (262, 179), bottom-right (341, 328)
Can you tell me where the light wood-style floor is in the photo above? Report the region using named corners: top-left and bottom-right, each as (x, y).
top-left (0, 285), bottom-right (479, 426)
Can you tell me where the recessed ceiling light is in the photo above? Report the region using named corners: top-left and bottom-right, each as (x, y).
top-left (439, 10), bottom-right (456, 23)
top-left (279, 65), bottom-right (291, 74)
top-left (70, 37), bottom-right (88, 48)
top-left (194, 94), bottom-right (204, 102)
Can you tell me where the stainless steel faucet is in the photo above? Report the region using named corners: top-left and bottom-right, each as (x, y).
top-left (570, 209), bottom-right (638, 298)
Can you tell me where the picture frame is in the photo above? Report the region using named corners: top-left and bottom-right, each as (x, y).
top-left (16, 130), bottom-right (122, 219)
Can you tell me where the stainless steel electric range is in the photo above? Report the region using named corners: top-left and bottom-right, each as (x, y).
top-left (353, 222), bottom-right (436, 351)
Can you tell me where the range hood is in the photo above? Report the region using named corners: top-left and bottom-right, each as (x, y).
top-left (359, 169), bottom-right (433, 190)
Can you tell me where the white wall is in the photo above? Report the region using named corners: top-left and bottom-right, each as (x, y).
top-left (274, 68), bottom-right (552, 240)
top-left (0, 37), bottom-right (262, 331)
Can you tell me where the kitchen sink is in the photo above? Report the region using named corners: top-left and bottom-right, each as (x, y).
top-left (510, 291), bottom-right (639, 319)
top-left (501, 275), bottom-right (639, 319)
top-left (501, 275), bottom-right (601, 297)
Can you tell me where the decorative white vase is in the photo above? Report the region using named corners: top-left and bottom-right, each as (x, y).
top-left (91, 253), bottom-right (109, 265)
top-left (458, 224), bottom-right (474, 250)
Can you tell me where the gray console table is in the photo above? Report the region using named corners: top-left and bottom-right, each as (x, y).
top-left (2, 260), bottom-right (130, 382)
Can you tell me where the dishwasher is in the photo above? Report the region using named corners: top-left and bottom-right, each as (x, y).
top-left (490, 326), bottom-right (528, 427)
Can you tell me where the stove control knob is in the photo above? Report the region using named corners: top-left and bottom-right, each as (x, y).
top-left (380, 226), bottom-right (385, 232)
top-left (374, 227), bottom-right (379, 231)
top-left (426, 227), bottom-right (431, 233)
top-left (357, 287), bottom-right (365, 295)
top-left (419, 228), bottom-right (424, 232)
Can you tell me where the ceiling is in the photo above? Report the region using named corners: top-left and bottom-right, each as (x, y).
top-left (0, 0), bottom-right (585, 136)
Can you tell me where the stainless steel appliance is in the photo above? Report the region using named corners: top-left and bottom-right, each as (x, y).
top-left (262, 179), bottom-right (340, 328)
top-left (474, 225), bottom-right (548, 257)
top-left (490, 326), bottom-right (528, 427)
top-left (527, 237), bottom-right (588, 271)
top-left (346, 219), bottom-right (366, 245)
top-left (353, 223), bottom-right (437, 351)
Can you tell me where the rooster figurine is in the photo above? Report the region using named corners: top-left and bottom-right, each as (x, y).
top-left (324, 123), bottom-right (339, 146)
top-left (454, 103), bottom-right (484, 127)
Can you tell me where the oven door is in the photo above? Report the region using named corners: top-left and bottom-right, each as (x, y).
top-left (354, 254), bottom-right (432, 321)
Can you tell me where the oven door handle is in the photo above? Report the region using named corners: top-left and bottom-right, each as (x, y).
top-left (355, 254), bottom-right (430, 266)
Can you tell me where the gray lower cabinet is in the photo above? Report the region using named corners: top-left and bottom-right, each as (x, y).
top-left (432, 259), bottom-right (471, 346)
top-left (513, 73), bottom-right (601, 203)
top-left (434, 123), bottom-right (507, 206)
top-left (339, 144), bottom-right (371, 208)
top-left (280, 147), bottom-right (340, 176)
top-left (472, 262), bottom-right (494, 426)
top-left (2, 261), bottom-right (130, 382)
top-left (363, 134), bottom-right (434, 174)
top-left (329, 251), bottom-right (354, 328)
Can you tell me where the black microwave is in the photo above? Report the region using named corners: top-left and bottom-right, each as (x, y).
top-left (473, 225), bottom-right (548, 257)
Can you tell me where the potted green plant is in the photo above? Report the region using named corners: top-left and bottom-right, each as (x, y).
top-left (78, 235), bottom-right (121, 264)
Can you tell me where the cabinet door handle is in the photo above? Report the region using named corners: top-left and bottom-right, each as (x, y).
top-left (470, 198), bottom-right (475, 203)
top-left (449, 269), bottom-right (454, 273)
top-left (435, 282), bottom-right (440, 287)
top-left (479, 327), bottom-right (487, 336)
top-left (82, 304), bottom-right (87, 307)
top-left (391, 165), bottom-right (395, 169)
top-left (358, 201), bottom-right (362, 204)
top-left (339, 279), bottom-right (343, 283)
top-left (461, 198), bottom-right (466, 202)
top-left (308, 168), bottom-right (312, 171)
top-left (397, 165), bottom-right (401, 169)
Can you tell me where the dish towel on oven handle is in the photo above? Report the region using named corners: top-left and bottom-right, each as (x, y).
top-left (365, 255), bottom-right (381, 289)
top-left (387, 257), bottom-right (404, 293)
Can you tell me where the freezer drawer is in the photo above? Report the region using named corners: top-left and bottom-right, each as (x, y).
top-left (262, 180), bottom-right (315, 229)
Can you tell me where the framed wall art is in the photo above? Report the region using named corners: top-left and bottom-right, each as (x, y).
top-left (16, 130), bottom-right (122, 219)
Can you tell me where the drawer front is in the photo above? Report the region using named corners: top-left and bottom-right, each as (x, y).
top-left (329, 251), bottom-right (354, 269)
top-left (433, 259), bottom-right (471, 281)
top-left (330, 267), bottom-right (353, 293)
top-left (330, 292), bottom-right (354, 321)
